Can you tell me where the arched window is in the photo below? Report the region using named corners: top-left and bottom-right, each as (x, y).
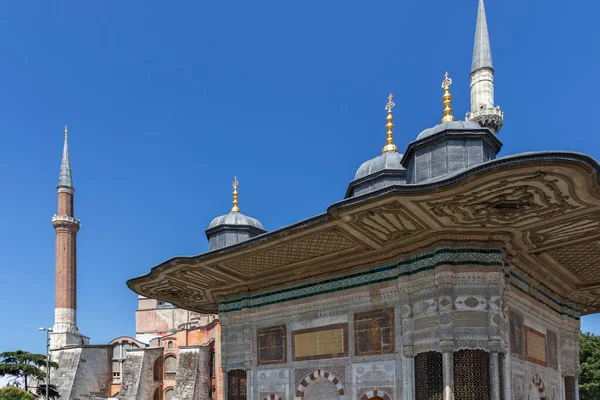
top-left (164, 388), bottom-right (174, 400)
top-left (164, 355), bottom-right (177, 378)
top-left (153, 357), bottom-right (162, 381)
top-left (167, 341), bottom-right (174, 350)
top-left (111, 341), bottom-right (139, 381)
top-left (228, 369), bottom-right (247, 400)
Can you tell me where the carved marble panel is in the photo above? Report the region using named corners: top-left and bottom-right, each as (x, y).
top-left (525, 211), bottom-right (600, 248)
top-left (354, 309), bottom-right (394, 356)
top-left (257, 368), bottom-right (289, 400)
top-left (546, 330), bottom-right (558, 369)
top-left (352, 361), bottom-right (396, 400)
top-left (423, 172), bottom-right (583, 227)
top-left (348, 200), bottom-right (427, 245)
top-left (509, 309), bottom-right (526, 359)
top-left (258, 326), bottom-right (286, 365)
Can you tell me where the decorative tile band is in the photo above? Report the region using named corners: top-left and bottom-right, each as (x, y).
top-left (218, 246), bottom-right (580, 318)
top-left (219, 247), bottom-right (503, 312)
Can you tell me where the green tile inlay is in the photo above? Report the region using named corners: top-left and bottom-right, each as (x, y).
top-left (219, 246), bottom-right (504, 313)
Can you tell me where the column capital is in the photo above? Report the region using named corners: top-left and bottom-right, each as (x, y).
top-left (488, 340), bottom-right (502, 353)
top-left (440, 340), bottom-right (455, 353)
top-left (403, 344), bottom-right (414, 358)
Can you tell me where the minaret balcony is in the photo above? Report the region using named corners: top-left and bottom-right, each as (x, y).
top-left (52, 214), bottom-right (81, 226)
top-left (466, 105), bottom-right (504, 133)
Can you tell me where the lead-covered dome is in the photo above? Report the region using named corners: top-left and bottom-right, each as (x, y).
top-left (402, 119), bottom-right (502, 184)
top-left (346, 94), bottom-right (407, 198)
top-left (354, 151), bottom-right (405, 180)
top-left (208, 212), bottom-right (264, 230)
top-left (416, 120), bottom-right (482, 141)
top-left (205, 178), bottom-right (266, 250)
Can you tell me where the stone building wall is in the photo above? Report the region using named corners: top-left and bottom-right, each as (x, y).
top-left (51, 346), bottom-right (111, 400)
top-left (218, 245), bottom-right (581, 400)
top-left (118, 347), bottom-right (163, 400)
top-left (173, 346), bottom-right (212, 399)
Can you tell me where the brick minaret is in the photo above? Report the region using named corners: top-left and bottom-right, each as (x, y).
top-left (51, 126), bottom-right (87, 349)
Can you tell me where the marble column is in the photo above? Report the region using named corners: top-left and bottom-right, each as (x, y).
top-left (489, 341), bottom-right (502, 400)
top-left (222, 370), bottom-right (228, 400)
top-left (244, 361), bottom-right (252, 400)
top-left (441, 341), bottom-right (454, 400)
top-left (489, 352), bottom-right (500, 400)
top-left (403, 345), bottom-right (415, 400)
top-left (503, 353), bottom-right (511, 400)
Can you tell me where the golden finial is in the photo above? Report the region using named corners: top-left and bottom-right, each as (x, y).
top-left (64, 125), bottom-right (68, 139)
top-left (382, 93), bottom-right (398, 153)
top-left (441, 72), bottom-right (455, 123)
top-left (231, 176), bottom-right (240, 213)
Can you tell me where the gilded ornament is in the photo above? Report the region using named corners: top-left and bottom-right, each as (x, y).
top-left (382, 93), bottom-right (398, 153)
top-left (441, 72), bottom-right (455, 123)
top-left (232, 176), bottom-right (240, 212)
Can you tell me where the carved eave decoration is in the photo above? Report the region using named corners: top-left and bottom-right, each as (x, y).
top-left (127, 152), bottom-right (600, 315)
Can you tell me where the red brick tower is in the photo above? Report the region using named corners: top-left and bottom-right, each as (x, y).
top-left (51, 126), bottom-right (87, 349)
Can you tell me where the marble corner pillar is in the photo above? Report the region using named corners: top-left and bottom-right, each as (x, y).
top-left (503, 353), bottom-right (511, 400)
top-left (244, 360), bottom-right (252, 399)
top-left (441, 341), bottom-right (454, 400)
top-left (489, 341), bottom-right (502, 400)
top-left (222, 370), bottom-right (228, 399)
top-left (403, 344), bottom-right (415, 400)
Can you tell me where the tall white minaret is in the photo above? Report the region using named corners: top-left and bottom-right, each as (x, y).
top-left (466, 0), bottom-right (504, 133)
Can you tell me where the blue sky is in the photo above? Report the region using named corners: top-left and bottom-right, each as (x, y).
top-left (1, 0), bottom-right (600, 354)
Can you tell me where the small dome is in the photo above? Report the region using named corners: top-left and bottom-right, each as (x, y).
top-left (416, 120), bottom-right (483, 141)
top-left (354, 151), bottom-right (406, 180)
top-left (208, 212), bottom-right (264, 230)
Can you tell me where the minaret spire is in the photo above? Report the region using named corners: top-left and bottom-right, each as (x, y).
top-left (472, 0), bottom-right (493, 73)
top-left (58, 125), bottom-right (74, 192)
top-left (466, 0), bottom-right (504, 133)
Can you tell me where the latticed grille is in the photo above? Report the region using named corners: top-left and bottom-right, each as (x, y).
top-left (415, 351), bottom-right (443, 400)
top-left (228, 369), bottom-right (247, 400)
top-left (454, 350), bottom-right (490, 400)
top-left (564, 376), bottom-right (576, 400)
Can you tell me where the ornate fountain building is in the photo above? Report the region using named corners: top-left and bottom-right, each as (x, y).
top-left (128, 1), bottom-right (598, 399)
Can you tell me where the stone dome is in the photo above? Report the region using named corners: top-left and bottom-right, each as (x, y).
top-left (354, 151), bottom-right (406, 180)
top-left (416, 120), bottom-right (483, 141)
top-left (208, 212), bottom-right (264, 230)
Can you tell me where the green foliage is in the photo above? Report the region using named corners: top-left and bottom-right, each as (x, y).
top-left (0, 351), bottom-right (58, 392)
top-left (0, 386), bottom-right (36, 400)
top-left (35, 383), bottom-right (60, 400)
top-left (580, 332), bottom-right (600, 400)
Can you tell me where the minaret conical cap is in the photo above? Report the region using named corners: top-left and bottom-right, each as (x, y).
top-left (58, 125), bottom-right (74, 191)
top-left (472, 0), bottom-right (494, 73)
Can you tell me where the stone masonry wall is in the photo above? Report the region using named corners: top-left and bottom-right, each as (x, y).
top-left (51, 346), bottom-right (110, 400)
top-left (118, 347), bottom-right (163, 400)
top-left (174, 345), bottom-right (211, 399)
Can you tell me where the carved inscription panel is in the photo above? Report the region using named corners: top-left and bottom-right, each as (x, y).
top-left (292, 324), bottom-right (348, 361)
top-left (525, 327), bottom-right (547, 367)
